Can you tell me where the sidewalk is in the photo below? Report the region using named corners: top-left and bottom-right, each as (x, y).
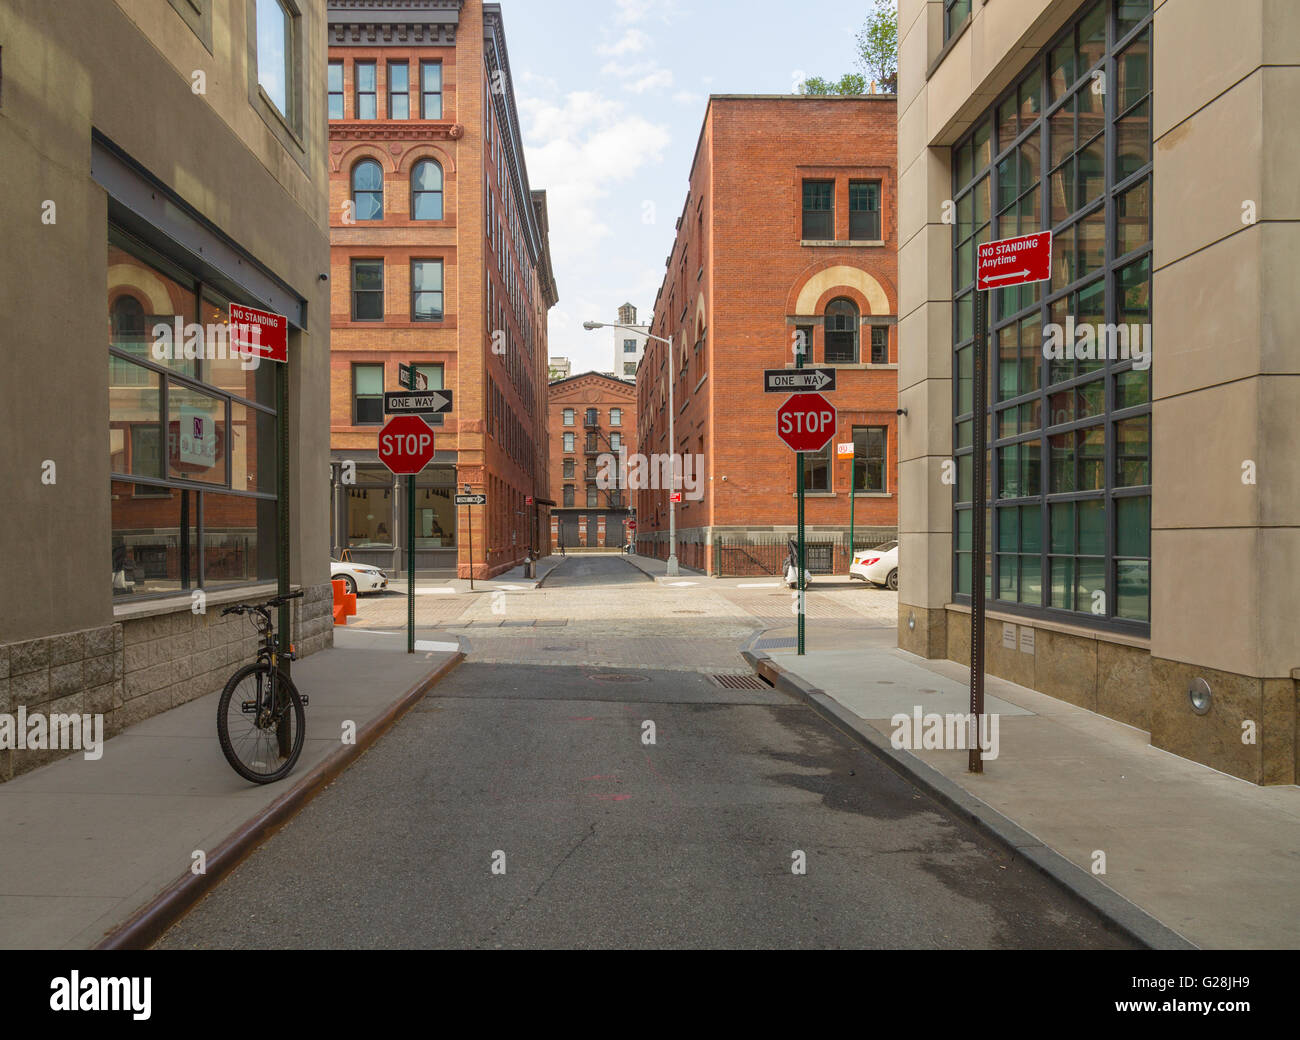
top-left (747, 639), bottom-right (1300, 949)
top-left (0, 641), bottom-right (459, 949)
top-left (622, 552), bottom-right (706, 581)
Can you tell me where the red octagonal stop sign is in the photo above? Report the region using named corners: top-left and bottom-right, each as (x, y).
top-left (776, 392), bottom-right (837, 453)
top-left (378, 415), bottom-right (437, 475)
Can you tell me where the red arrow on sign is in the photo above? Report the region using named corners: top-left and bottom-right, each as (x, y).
top-left (776, 392), bottom-right (837, 453)
top-left (378, 415), bottom-right (436, 475)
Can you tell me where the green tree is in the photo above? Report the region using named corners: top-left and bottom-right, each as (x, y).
top-left (796, 2), bottom-right (897, 96)
top-left (855, 0), bottom-right (898, 93)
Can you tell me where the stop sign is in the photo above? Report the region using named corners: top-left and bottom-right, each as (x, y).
top-left (378, 415), bottom-right (437, 475)
top-left (776, 393), bottom-right (837, 453)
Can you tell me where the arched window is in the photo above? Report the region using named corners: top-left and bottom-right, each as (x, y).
top-left (352, 159), bottom-right (384, 221)
top-left (411, 159), bottom-right (443, 220)
top-left (110, 295), bottom-right (146, 343)
top-left (824, 298), bottom-right (859, 364)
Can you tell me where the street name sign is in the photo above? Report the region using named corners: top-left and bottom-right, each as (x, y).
top-left (455, 494), bottom-right (487, 506)
top-left (378, 415), bottom-right (437, 476)
top-left (398, 364), bottom-right (429, 391)
top-left (765, 368), bottom-right (836, 393)
top-left (776, 392), bottom-right (837, 453)
top-left (385, 390), bottom-right (453, 415)
top-left (229, 303), bottom-right (289, 364)
top-left (976, 230), bottom-right (1053, 291)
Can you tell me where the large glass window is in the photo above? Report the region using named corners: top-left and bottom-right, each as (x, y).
top-left (355, 61), bottom-right (376, 120)
top-left (388, 61), bottom-right (410, 119)
top-left (853, 427), bottom-right (886, 492)
top-left (327, 60), bottom-right (344, 120)
top-left (411, 260), bottom-right (444, 321)
top-left (944, 0), bottom-right (972, 43)
top-left (420, 62), bottom-right (443, 119)
top-left (351, 259), bottom-right (384, 320)
top-left (802, 180), bottom-right (834, 240)
top-left (411, 160), bottom-right (443, 220)
top-left (824, 298), bottom-right (859, 364)
top-left (109, 227), bottom-right (278, 599)
top-left (353, 364), bottom-right (384, 425)
top-left (352, 160), bottom-right (383, 221)
top-left (951, 0), bottom-right (1153, 628)
top-left (255, 0), bottom-right (291, 116)
top-left (849, 181), bottom-right (881, 240)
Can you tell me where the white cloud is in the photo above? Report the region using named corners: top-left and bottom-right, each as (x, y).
top-left (614, 0), bottom-right (652, 25)
top-left (597, 28), bottom-right (651, 57)
top-left (601, 59), bottom-right (674, 94)
top-left (520, 92), bottom-right (671, 267)
top-left (672, 90), bottom-right (703, 106)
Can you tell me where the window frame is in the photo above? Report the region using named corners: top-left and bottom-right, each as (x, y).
top-left (950, 0), bottom-right (1153, 633)
top-left (351, 159), bottom-right (384, 222)
top-left (352, 363), bottom-right (385, 426)
top-left (824, 298), bottom-right (860, 365)
top-left (410, 258), bottom-right (444, 322)
top-left (410, 159), bottom-right (444, 221)
top-left (327, 59), bottom-right (344, 120)
top-left (801, 179), bottom-right (835, 241)
top-left (355, 59), bottom-right (377, 121)
top-left (350, 258), bottom-right (384, 322)
top-left (420, 61), bottom-right (443, 120)
top-left (387, 60), bottom-right (410, 120)
top-left (852, 425), bottom-right (888, 493)
top-left (849, 180), bottom-right (882, 241)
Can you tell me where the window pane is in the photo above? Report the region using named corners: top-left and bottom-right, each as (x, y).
top-left (1118, 0), bottom-right (1152, 38)
top-left (109, 362), bottom-right (161, 479)
top-left (255, 0), bottom-right (290, 116)
top-left (1115, 415), bottom-right (1151, 486)
top-left (111, 481), bottom-right (199, 596)
top-left (1115, 98), bottom-right (1151, 181)
top-left (1075, 557), bottom-right (1105, 613)
top-left (1078, 498), bottom-right (1105, 554)
top-left (1051, 502), bottom-right (1075, 552)
top-left (1116, 559), bottom-right (1150, 620)
top-left (1078, 1), bottom-right (1106, 70)
top-left (231, 403), bottom-right (276, 495)
top-left (167, 384), bottom-right (226, 485)
top-left (1115, 367), bottom-right (1150, 409)
top-left (1116, 495), bottom-right (1150, 557)
top-left (1117, 30), bottom-right (1152, 112)
top-left (1117, 177), bottom-right (1150, 256)
top-left (355, 365), bottom-right (383, 396)
top-left (1078, 425), bottom-right (1105, 489)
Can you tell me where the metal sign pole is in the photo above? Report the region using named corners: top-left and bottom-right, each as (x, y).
top-left (467, 500), bottom-right (475, 592)
top-left (795, 343), bottom-right (806, 657)
top-left (969, 287), bottom-right (989, 773)
top-left (407, 474), bottom-right (415, 655)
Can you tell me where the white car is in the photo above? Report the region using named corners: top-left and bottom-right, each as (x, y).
top-left (850, 542), bottom-right (898, 590)
top-left (331, 560), bottom-right (388, 595)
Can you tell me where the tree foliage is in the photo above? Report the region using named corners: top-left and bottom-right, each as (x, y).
top-left (797, 1), bottom-right (897, 96)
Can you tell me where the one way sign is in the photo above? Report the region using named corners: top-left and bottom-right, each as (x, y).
top-left (764, 368), bottom-right (836, 393)
top-left (385, 390), bottom-right (454, 415)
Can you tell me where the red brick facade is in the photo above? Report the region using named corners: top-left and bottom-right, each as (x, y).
top-left (636, 96), bottom-right (899, 575)
top-left (546, 373), bottom-right (637, 550)
top-left (328, 1), bottom-right (557, 578)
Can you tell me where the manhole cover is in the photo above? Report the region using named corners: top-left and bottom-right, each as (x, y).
top-left (588, 673), bottom-right (650, 684)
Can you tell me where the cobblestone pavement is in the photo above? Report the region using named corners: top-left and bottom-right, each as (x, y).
top-left (348, 558), bottom-right (899, 672)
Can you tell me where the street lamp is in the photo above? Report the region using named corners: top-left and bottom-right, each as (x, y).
top-left (583, 320), bottom-right (679, 577)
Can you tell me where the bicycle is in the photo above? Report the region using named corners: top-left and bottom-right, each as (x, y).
top-left (217, 591), bottom-right (309, 784)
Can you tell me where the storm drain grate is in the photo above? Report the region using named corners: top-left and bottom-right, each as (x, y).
top-left (753, 637), bottom-right (798, 650)
top-left (710, 673), bottom-right (770, 690)
top-left (588, 673), bottom-right (651, 684)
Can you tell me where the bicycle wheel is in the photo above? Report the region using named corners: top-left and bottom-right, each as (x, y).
top-left (217, 663), bottom-right (306, 785)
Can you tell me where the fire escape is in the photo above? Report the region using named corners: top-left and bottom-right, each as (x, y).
top-left (582, 408), bottom-right (626, 511)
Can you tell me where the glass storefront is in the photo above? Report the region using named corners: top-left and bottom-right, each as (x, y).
top-left (951, 0), bottom-right (1152, 629)
top-left (342, 466), bottom-right (457, 551)
top-left (109, 226), bottom-right (279, 598)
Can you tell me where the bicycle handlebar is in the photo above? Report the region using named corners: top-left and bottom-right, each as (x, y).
top-left (220, 590), bottom-right (305, 617)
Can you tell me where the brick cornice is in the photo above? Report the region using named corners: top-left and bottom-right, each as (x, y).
top-left (330, 122), bottom-right (464, 142)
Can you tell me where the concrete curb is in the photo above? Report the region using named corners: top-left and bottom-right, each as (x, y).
top-left (95, 651), bottom-right (466, 950)
top-left (743, 647), bottom-right (1198, 951)
top-left (536, 555), bottom-right (573, 588)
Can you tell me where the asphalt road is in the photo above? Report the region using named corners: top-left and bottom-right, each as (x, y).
top-left (542, 554), bottom-right (651, 587)
top-left (157, 556), bottom-right (1134, 949)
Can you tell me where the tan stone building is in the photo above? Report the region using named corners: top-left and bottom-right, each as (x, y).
top-left (0, 0), bottom-right (335, 780)
top-left (897, 0), bottom-right (1299, 783)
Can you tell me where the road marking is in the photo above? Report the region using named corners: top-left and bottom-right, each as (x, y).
top-left (415, 588), bottom-right (457, 596)
top-left (738, 583), bottom-right (781, 589)
top-left (666, 581), bottom-right (699, 587)
top-left (414, 640), bottom-right (459, 653)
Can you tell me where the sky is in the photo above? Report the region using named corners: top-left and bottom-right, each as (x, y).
top-left (500, 0), bottom-right (869, 376)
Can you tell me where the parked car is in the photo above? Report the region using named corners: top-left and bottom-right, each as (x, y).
top-left (331, 559), bottom-right (388, 595)
top-left (850, 542), bottom-right (898, 590)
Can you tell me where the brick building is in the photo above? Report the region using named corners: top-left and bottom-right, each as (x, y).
top-left (636, 95), bottom-right (899, 576)
top-left (327, 0), bottom-right (558, 579)
top-left (547, 373), bottom-right (637, 551)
